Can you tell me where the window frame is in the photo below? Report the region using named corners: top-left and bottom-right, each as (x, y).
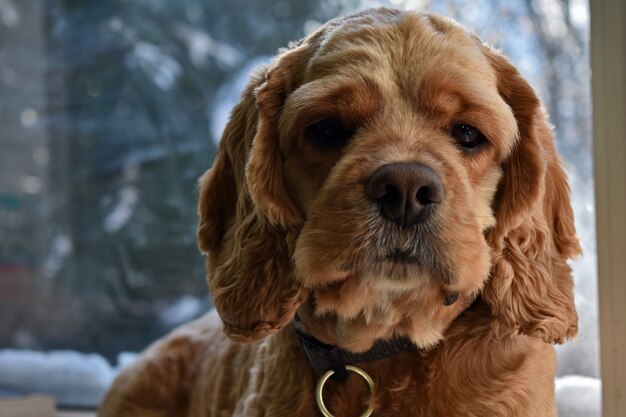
top-left (590, 1), bottom-right (626, 416)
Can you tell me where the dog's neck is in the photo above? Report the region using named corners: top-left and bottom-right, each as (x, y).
top-left (292, 292), bottom-right (486, 382)
top-left (294, 287), bottom-right (478, 353)
top-left (293, 313), bottom-right (416, 382)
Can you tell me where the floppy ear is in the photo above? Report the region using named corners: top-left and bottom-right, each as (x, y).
top-left (481, 47), bottom-right (581, 344)
top-left (197, 44), bottom-right (314, 343)
top-left (246, 48), bottom-right (309, 226)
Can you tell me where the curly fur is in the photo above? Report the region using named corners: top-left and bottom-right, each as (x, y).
top-left (100, 9), bottom-right (579, 417)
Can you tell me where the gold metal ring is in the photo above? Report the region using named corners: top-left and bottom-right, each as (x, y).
top-left (315, 365), bottom-right (375, 417)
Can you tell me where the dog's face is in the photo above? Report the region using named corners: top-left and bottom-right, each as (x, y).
top-left (198, 9), bottom-right (580, 351)
top-left (282, 13), bottom-right (517, 350)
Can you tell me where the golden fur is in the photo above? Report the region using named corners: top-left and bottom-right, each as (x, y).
top-left (100, 9), bottom-right (580, 417)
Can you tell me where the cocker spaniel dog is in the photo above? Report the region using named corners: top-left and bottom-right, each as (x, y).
top-left (100, 8), bottom-right (580, 417)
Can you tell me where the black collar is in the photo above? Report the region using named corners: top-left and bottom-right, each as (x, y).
top-left (293, 316), bottom-right (416, 383)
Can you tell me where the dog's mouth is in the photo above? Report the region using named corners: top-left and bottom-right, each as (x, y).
top-left (359, 245), bottom-right (455, 284)
top-left (343, 247), bottom-right (426, 270)
top-left (321, 222), bottom-right (455, 285)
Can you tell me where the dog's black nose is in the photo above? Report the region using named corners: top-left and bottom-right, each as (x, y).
top-left (365, 163), bottom-right (444, 228)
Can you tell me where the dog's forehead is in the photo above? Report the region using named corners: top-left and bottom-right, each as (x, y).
top-left (304, 11), bottom-right (495, 88)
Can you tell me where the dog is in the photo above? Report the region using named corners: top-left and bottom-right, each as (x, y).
top-left (99, 8), bottom-right (580, 417)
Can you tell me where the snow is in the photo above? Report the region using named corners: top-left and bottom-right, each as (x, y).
top-left (42, 233), bottom-right (74, 279)
top-left (209, 56), bottom-right (271, 144)
top-left (126, 42), bottom-right (182, 90)
top-left (555, 172), bottom-right (600, 379)
top-left (569, 0), bottom-right (589, 29)
top-left (556, 375), bottom-right (602, 417)
top-left (103, 186), bottom-right (139, 233)
top-left (0, 0), bottom-right (20, 28)
top-left (175, 24), bottom-right (244, 69)
top-left (0, 350), bottom-right (137, 407)
top-left (103, 164), bottom-right (140, 233)
top-left (158, 295), bottom-right (206, 327)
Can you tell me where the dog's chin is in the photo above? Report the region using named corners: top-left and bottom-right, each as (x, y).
top-left (361, 260), bottom-right (436, 291)
top-left (306, 266), bottom-right (466, 351)
top-left (344, 246), bottom-right (454, 291)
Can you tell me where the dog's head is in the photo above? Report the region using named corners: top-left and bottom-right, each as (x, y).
top-left (198, 9), bottom-right (580, 351)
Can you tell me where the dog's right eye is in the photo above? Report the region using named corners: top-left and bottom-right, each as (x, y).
top-left (305, 118), bottom-right (353, 149)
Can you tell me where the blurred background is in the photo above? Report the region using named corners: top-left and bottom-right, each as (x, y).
top-left (0, 0), bottom-right (598, 415)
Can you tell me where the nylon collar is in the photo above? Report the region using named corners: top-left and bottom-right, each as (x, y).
top-left (293, 315), bottom-right (416, 383)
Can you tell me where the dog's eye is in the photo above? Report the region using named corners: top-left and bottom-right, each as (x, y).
top-left (305, 118), bottom-right (352, 149)
top-left (451, 124), bottom-right (486, 150)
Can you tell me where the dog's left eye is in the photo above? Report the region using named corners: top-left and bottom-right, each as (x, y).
top-left (451, 124), bottom-right (486, 150)
top-left (305, 118), bottom-right (353, 149)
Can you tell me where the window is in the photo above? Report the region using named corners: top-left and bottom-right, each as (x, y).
top-left (0, 1), bottom-right (598, 415)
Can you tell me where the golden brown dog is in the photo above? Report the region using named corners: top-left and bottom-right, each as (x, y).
top-left (99, 8), bottom-right (580, 417)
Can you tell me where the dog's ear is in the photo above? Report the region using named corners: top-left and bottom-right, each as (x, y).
top-left (481, 46), bottom-right (581, 344)
top-left (245, 47), bottom-right (310, 226)
top-left (197, 42), bottom-right (317, 343)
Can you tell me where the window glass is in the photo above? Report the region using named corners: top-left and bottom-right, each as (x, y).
top-left (0, 0), bottom-right (597, 414)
